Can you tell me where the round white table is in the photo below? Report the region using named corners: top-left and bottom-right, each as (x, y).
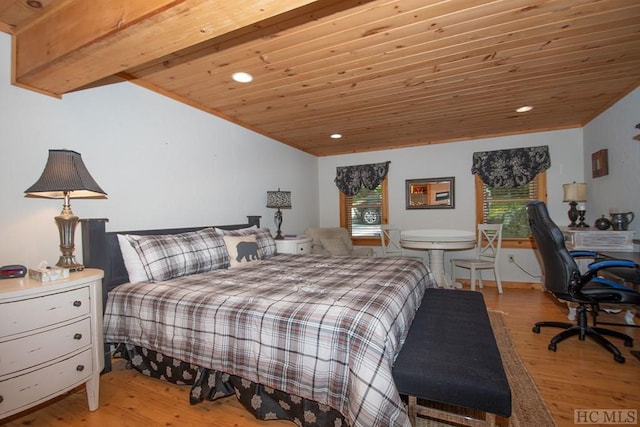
top-left (401, 229), bottom-right (476, 288)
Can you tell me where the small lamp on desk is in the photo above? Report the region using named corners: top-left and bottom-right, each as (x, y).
top-left (25, 149), bottom-right (107, 271)
top-left (562, 182), bottom-right (588, 228)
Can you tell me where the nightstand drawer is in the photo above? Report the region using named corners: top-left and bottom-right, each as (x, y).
top-left (0, 287), bottom-right (91, 338)
top-left (0, 318), bottom-right (92, 376)
top-left (275, 237), bottom-right (312, 255)
top-left (296, 242), bottom-right (312, 254)
top-left (0, 349), bottom-right (93, 418)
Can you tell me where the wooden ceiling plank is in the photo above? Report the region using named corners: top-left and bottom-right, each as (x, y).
top-left (254, 70), bottom-right (640, 136)
top-left (0, 0), bottom-right (64, 34)
top-left (252, 33), bottom-right (640, 100)
top-left (12, 0), bottom-right (328, 95)
top-left (260, 72), bottom-right (640, 133)
top-left (134, 0), bottom-right (539, 94)
top-left (215, 43), bottom-right (640, 122)
top-left (180, 7), bottom-right (640, 110)
top-left (168, 0), bottom-right (638, 94)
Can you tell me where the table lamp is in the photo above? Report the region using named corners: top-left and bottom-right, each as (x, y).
top-left (266, 189), bottom-right (291, 240)
top-left (562, 182), bottom-right (587, 228)
top-left (25, 149), bottom-right (107, 271)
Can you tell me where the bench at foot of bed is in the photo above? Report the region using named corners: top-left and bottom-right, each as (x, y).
top-left (392, 288), bottom-right (512, 426)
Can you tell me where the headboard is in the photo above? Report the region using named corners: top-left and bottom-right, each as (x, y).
top-left (80, 216), bottom-right (261, 373)
top-left (80, 216), bottom-right (262, 310)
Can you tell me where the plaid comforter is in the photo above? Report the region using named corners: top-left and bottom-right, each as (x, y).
top-left (104, 254), bottom-right (433, 427)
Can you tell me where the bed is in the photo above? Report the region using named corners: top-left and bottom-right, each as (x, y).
top-left (80, 217), bottom-right (434, 427)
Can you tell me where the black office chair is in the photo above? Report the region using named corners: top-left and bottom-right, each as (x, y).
top-left (526, 201), bottom-right (640, 363)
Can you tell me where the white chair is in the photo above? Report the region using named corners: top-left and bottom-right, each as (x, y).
top-left (380, 225), bottom-right (423, 261)
top-left (450, 224), bottom-right (504, 293)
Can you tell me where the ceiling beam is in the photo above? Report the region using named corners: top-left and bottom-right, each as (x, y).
top-left (12, 0), bottom-right (324, 96)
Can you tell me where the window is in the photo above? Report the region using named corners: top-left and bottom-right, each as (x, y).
top-left (340, 177), bottom-right (388, 246)
top-left (475, 172), bottom-right (546, 248)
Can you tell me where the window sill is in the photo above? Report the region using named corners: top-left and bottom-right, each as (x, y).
top-left (351, 236), bottom-right (381, 246)
top-left (501, 238), bottom-right (536, 249)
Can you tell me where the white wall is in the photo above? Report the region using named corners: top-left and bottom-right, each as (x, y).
top-left (583, 87), bottom-right (640, 234)
top-left (3, 26), bottom-right (637, 279)
top-left (318, 129), bottom-right (585, 282)
top-left (0, 33), bottom-right (319, 268)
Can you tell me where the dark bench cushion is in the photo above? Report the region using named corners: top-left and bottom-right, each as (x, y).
top-left (393, 288), bottom-right (512, 418)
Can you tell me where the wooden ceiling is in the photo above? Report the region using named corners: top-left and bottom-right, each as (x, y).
top-left (2, 0), bottom-right (639, 157)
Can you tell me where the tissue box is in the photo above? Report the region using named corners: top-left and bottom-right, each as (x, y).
top-left (29, 267), bottom-right (70, 282)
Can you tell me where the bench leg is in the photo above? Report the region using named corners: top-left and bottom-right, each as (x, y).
top-left (408, 395), bottom-right (417, 427)
top-left (486, 412), bottom-right (496, 426)
top-left (406, 395), bottom-right (499, 427)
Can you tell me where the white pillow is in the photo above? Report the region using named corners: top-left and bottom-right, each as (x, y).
top-left (223, 235), bottom-right (262, 268)
top-left (117, 234), bottom-right (149, 284)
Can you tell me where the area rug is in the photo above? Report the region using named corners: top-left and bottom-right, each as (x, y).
top-left (417, 311), bottom-right (557, 427)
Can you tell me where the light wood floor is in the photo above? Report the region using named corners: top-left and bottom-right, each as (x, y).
top-left (3, 286), bottom-right (639, 427)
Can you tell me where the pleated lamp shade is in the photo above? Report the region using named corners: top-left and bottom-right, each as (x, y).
top-left (25, 149), bottom-right (107, 199)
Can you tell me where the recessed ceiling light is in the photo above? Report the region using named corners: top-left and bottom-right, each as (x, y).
top-left (516, 105), bottom-right (533, 113)
top-left (232, 72), bottom-right (253, 83)
top-left (330, 133), bottom-right (342, 139)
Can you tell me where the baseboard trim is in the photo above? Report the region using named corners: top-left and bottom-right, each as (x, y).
top-left (454, 279), bottom-right (543, 290)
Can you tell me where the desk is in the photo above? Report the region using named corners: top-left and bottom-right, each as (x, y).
top-left (401, 229), bottom-right (475, 288)
top-left (597, 251), bottom-right (639, 327)
top-left (599, 251), bottom-right (640, 264)
top-left (597, 251), bottom-right (640, 290)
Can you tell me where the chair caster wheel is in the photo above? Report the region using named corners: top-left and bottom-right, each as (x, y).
top-left (532, 326), bottom-right (540, 333)
top-left (614, 355), bottom-right (625, 363)
top-left (548, 343), bottom-right (557, 352)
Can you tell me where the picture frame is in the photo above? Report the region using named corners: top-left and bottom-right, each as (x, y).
top-left (591, 149), bottom-right (608, 178)
top-left (405, 177), bottom-right (455, 209)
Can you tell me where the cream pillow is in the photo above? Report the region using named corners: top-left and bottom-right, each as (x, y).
top-left (223, 235), bottom-right (262, 268)
top-left (320, 238), bottom-right (350, 256)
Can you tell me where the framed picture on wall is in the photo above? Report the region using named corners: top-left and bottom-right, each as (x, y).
top-left (591, 149), bottom-right (608, 178)
top-left (405, 177), bottom-right (455, 209)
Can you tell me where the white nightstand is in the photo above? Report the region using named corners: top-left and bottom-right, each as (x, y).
top-left (0, 268), bottom-right (104, 420)
top-left (275, 236), bottom-right (313, 255)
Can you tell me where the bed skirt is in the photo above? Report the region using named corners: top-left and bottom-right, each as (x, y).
top-left (114, 344), bottom-right (348, 426)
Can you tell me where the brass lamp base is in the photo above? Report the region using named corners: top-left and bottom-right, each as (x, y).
top-left (55, 204), bottom-right (84, 271)
top-left (274, 208), bottom-right (284, 240)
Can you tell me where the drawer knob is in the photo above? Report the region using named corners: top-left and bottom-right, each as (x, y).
top-left (76, 365), bottom-right (85, 372)
top-left (74, 333), bottom-right (83, 340)
top-left (73, 300), bottom-right (82, 307)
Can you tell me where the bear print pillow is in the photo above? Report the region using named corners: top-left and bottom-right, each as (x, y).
top-left (223, 235), bottom-right (263, 268)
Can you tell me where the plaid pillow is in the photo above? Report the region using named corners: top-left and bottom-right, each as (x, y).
top-left (216, 226), bottom-right (277, 259)
top-left (131, 228), bottom-right (229, 282)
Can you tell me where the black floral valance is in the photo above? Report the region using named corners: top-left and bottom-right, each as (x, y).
top-left (471, 145), bottom-right (550, 188)
top-left (335, 161), bottom-right (390, 196)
